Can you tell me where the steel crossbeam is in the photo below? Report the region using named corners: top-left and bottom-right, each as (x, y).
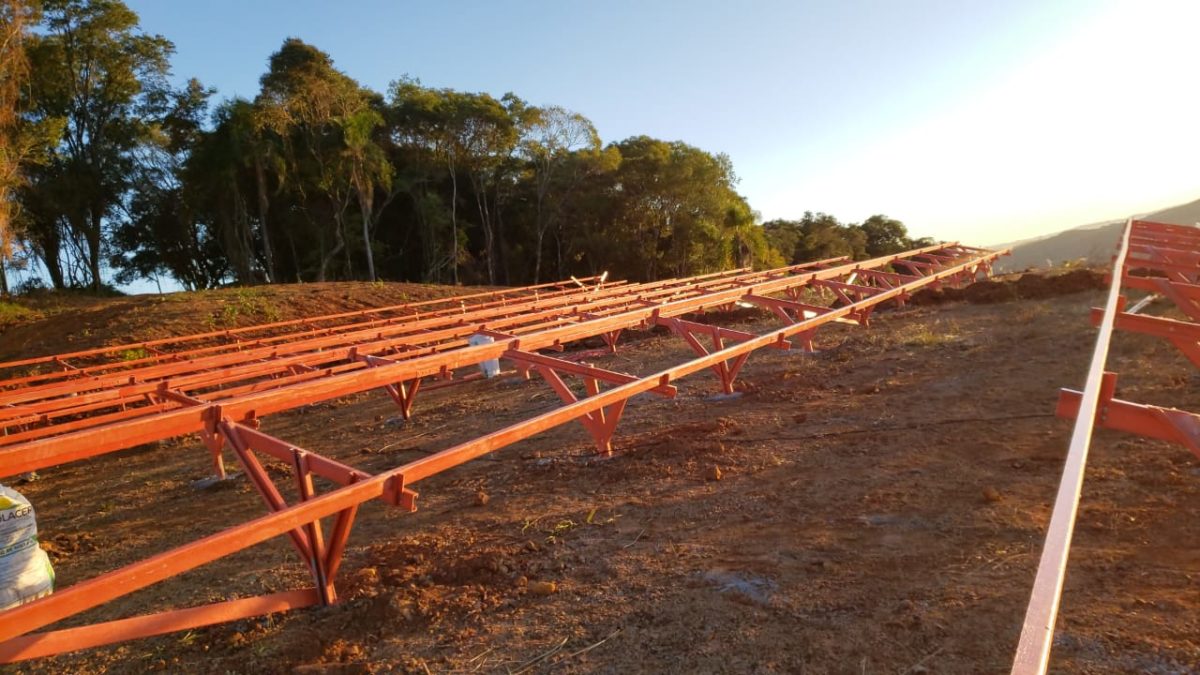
top-left (0, 241), bottom-right (1005, 663)
top-left (1012, 219), bottom-right (1200, 674)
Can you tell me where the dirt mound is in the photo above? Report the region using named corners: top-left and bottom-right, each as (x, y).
top-left (912, 269), bottom-right (1106, 305)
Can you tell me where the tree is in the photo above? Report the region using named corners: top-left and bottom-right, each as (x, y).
top-left (445, 90), bottom-right (519, 284)
top-left (724, 203), bottom-right (784, 270)
top-left (11, 18), bottom-right (925, 294)
top-left (0, 0), bottom-right (32, 294)
top-left (600, 136), bottom-right (752, 280)
top-left (388, 78), bottom-right (458, 282)
top-left (256, 38), bottom-right (379, 282)
top-left (858, 214), bottom-right (910, 256)
top-left (228, 98), bottom-right (281, 283)
top-left (518, 105), bottom-right (603, 282)
top-left (341, 101), bottom-right (393, 282)
top-left (111, 78), bottom-right (231, 290)
top-left (764, 212), bottom-right (866, 264)
top-left (23, 0), bottom-right (173, 290)
top-left (0, 0), bottom-right (58, 294)
top-left (388, 82), bottom-right (520, 284)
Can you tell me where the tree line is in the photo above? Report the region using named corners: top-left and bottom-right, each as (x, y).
top-left (0, 0), bottom-right (933, 294)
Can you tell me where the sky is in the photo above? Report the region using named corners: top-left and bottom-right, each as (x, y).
top-left (115, 0), bottom-right (1200, 249)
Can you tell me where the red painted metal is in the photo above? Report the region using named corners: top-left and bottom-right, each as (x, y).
top-left (0, 276), bottom-right (610, 377)
top-left (0, 242), bottom-right (1005, 662)
top-left (0, 589), bottom-right (321, 662)
top-left (0, 265), bottom-right (831, 438)
top-left (1013, 219), bottom-right (1200, 674)
top-left (1056, 386), bottom-right (1200, 459)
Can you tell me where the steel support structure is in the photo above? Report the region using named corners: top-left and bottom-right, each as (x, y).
top-left (1012, 219), bottom-right (1200, 674)
top-left (0, 265), bottom-right (837, 478)
top-left (0, 276), bottom-right (612, 386)
top-left (0, 242), bottom-right (1005, 663)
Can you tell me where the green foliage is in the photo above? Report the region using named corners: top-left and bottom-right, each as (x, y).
top-left (588, 136), bottom-right (754, 279)
top-left (899, 319), bottom-right (962, 347)
top-left (859, 214), bottom-right (911, 256)
top-left (22, 0), bottom-right (175, 290)
top-left (764, 212), bottom-right (930, 265)
top-left (110, 78), bottom-right (226, 290)
top-left (10, 2), bottom-right (933, 294)
top-left (0, 300), bottom-right (37, 326)
top-left (211, 287), bottom-right (281, 327)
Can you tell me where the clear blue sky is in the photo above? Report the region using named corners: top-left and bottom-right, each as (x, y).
top-left (126, 0), bottom-right (1199, 247)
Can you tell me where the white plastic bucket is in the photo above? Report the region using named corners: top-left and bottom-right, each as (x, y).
top-left (468, 333), bottom-right (500, 378)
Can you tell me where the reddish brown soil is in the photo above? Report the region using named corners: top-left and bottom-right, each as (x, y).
top-left (911, 269), bottom-right (1108, 305)
top-left (4, 276), bottom-right (1199, 674)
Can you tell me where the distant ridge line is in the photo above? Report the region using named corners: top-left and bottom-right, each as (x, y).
top-left (993, 197), bottom-right (1200, 272)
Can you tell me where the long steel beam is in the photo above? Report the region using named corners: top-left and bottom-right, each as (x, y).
top-left (0, 266), bottom-right (775, 396)
top-left (1, 269), bottom-right (757, 391)
top-left (0, 263), bottom-right (826, 409)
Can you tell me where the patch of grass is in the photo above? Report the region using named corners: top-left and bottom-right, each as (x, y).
top-left (219, 303), bottom-right (241, 326)
top-left (119, 348), bottom-right (150, 361)
top-left (544, 519), bottom-right (577, 544)
top-left (899, 319), bottom-right (962, 347)
top-left (0, 301), bottom-right (39, 327)
top-left (212, 288), bottom-right (283, 327)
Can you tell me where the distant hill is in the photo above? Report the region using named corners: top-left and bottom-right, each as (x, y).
top-left (993, 197), bottom-right (1200, 272)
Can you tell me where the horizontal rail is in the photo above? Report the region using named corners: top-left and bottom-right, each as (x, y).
top-left (0, 270), bottom-right (749, 406)
top-left (0, 264), bottom-right (824, 410)
top-left (1056, 390), bottom-right (1200, 457)
top-left (0, 589), bottom-right (320, 662)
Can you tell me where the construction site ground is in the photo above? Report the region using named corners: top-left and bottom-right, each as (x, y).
top-left (3, 272), bottom-right (1198, 674)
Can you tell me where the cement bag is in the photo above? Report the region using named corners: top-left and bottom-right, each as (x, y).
top-left (0, 484), bottom-right (54, 610)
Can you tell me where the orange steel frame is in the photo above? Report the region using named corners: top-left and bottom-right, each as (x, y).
top-left (0, 275), bottom-right (626, 374)
top-left (0, 243), bottom-right (1006, 663)
top-left (1012, 219), bottom-right (1200, 674)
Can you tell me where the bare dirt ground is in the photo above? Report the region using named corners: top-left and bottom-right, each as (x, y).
top-left (3, 274), bottom-right (1199, 674)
